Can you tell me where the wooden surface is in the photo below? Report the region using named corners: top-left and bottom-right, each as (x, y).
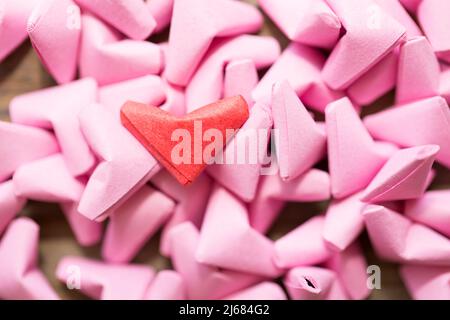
top-left (0, 1), bottom-right (422, 300)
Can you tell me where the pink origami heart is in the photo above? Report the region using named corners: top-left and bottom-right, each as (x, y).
top-left (361, 145), bottom-right (439, 203)
top-left (253, 43), bottom-right (343, 112)
top-left (364, 96), bottom-right (450, 168)
top-left (169, 222), bottom-right (261, 299)
top-left (10, 78), bottom-right (97, 176)
top-left (405, 190), bottom-right (450, 238)
top-left (223, 59), bottom-right (258, 106)
top-left (223, 282), bottom-right (287, 300)
top-left (146, 0), bottom-right (173, 33)
top-left (249, 169), bottom-right (331, 234)
top-left (27, 0), bottom-right (81, 84)
top-left (324, 242), bottom-right (372, 300)
top-left (185, 35), bottom-right (280, 112)
top-left (165, 0), bottom-right (262, 86)
top-left (417, 0), bottom-right (450, 63)
top-left (56, 256), bottom-right (154, 300)
top-left (74, 0), bottom-right (156, 40)
top-left (145, 270), bottom-right (186, 300)
top-left (258, 0), bottom-right (341, 48)
top-left (150, 171), bottom-right (212, 257)
top-left (274, 215), bottom-right (332, 269)
top-left (99, 75), bottom-right (166, 118)
top-left (326, 97), bottom-right (392, 199)
top-left (271, 81), bottom-right (326, 181)
top-left (323, 191), bottom-right (367, 252)
top-left (102, 184), bottom-right (175, 263)
top-left (79, 14), bottom-right (162, 86)
top-left (0, 121), bottom-right (59, 182)
top-left (0, 218), bottom-right (59, 300)
top-left (0, 181), bottom-right (26, 235)
top-left (78, 103), bottom-right (160, 221)
top-left (207, 102), bottom-right (273, 202)
top-left (0, 0), bottom-right (40, 62)
top-left (284, 266), bottom-right (348, 300)
top-left (322, 0), bottom-right (406, 89)
top-left (400, 265), bottom-right (450, 300)
top-left (364, 205), bottom-right (450, 266)
top-left (196, 186), bottom-right (282, 277)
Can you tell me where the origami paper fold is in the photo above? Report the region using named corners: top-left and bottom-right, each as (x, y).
top-left (27, 0), bottom-right (81, 84)
top-left (79, 14), bottom-right (162, 86)
top-left (326, 97), bottom-right (392, 199)
top-left (364, 205), bottom-right (450, 266)
top-left (0, 121), bottom-right (59, 182)
top-left (323, 192), bottom-right (366, 252)
top-left (145, 270), bottom-right (186, 300)
top-left (121, 96), bottom-right (249, 185)
top-left (56, 256), bottom-right (154, 300)
top-left (164, 0), bottom-right (263, 86)
top-left (10, 78), bottom-right (97, 176)
top-left (0, 181), bottom-right (26, 235)
top-left (258, 0), bottom-right (341, 49)
top-left (400, 0), bottom-right (422, 12)
top-left (361, 145), bottom-right (439, 203)
top-left (223, 59), bottom-right (258, 106)
top-left (252, 43), bottom-right (343, 113)
top-left (207, 102), bottom-right (272, 202)
top-left (11, 154), bottom-right (102, 246)
top-left (74, 0), bottom-right (156, 40)
top-left (147, 0), bottom-right (173, 33)
top-left (196, 186), bottom-right (282, 277)
top-left (322, 0), bottom-right (406, 90)
top-left (272, 81), bottom-right (326, 181)
top-left (417, 0), bottom-right (450, 63)
top-left (249, 169), bottom-right (331, 234)
top-left (0, 0), bottom-right (40, 62)
top-left (169, 222), bottom-right (261, 299)
top-left (102, 185), bottom-right (175, 263)
top-left (396, 37), bottom-right (440, 104)
top-left (440, 66), bottom-right (450, 104)
top-left (0, 218), bottom-right (59, 300)
top-left (364, 96), bottom-right (450, 168)
top-left (159, 79), bottom-right (186, 117)
top-left (284, 266), bottom-right (348, 300)
top-left (400, 265), bottom-right (450, 300)
top-left (185, 35), bottom-right (280, 112)
top-left (150, 171), bottom-right (212, 256)
top-left (223, 282), bottom-right (287, 300)
top-left (324, 242), bottom-right (372, 300)
top-left (78, 103), bottom-right (160, 221)
top-left (99, 75), bottom-right (166, 117)
top-left (405, 190), bottom-right (450, 237)
top-left (274, 216), bottom-right (332, 269)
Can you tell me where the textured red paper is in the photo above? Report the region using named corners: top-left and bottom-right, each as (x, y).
top-left (121, 96), bottom-right (249, 185)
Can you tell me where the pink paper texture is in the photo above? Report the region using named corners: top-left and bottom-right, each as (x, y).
top-left (10, 78), bottom-right (97, 176)
top-left (78, 103), bottom-right (160, 221)
top-left (0, 181), bottom-right (26, 236)
top-left (364, 205), bottom-right (450, 266)
top-left (364, 96), bottom-right (450, 168)
top-left (224, 282), bottom-right (287, 300)
top-left (146, 0), bottom-right (173, 33)
top-left (185, 35), bottom-right (280, 112)
top-left (145, 270), bottom-right (186, 300)
top-left (56, 256), bottom-right (154, 300)
top-left (79, 14), bottom-right (162, 86)
top-left (27, 0), bottom-right (81, 84)
top-left (169, 222), bottom-right (261, 300)
top-left (102, 185), bottom-right (175, 263)
top-left (0, 218), bottom-right (58, 300)
top-left (165, 0), bottom-right (263, 86)
top-left (74, 0), bottom-right (156, 40)
top-left (0, 121), bottom-right (59, 182)
top-left (223, 59), bottom-right (258, 106)
top-left (322, 0), bottom-right (406, 89)
top-left (196, 186), bottom-right (281, 277)
top-left (400, 265), bottom-right (450, 300)
top-left (258, 0), bottom-right (341, 49)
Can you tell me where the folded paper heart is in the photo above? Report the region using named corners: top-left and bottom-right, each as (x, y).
top-left (121, 96), bottom-right (249, 185)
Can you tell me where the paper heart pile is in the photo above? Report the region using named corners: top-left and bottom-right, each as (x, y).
top-left (1, 0), bottom-right (450, 301)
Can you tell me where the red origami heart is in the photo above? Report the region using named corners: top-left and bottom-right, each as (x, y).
top-left (120, 96), bottom-right (249, 185)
